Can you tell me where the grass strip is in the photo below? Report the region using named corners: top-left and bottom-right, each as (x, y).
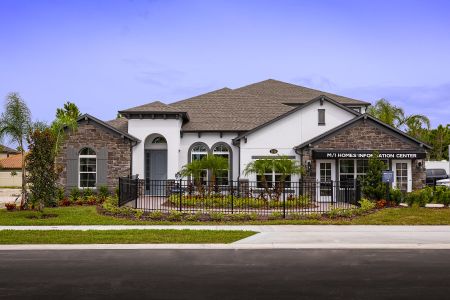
top-left (0, 229), bottom-right (256, 244)
top-left (2, 206), bottom-right (450, 225)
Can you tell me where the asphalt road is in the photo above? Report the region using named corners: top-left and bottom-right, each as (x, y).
top-left (1, 249), bottom-right (450, 300)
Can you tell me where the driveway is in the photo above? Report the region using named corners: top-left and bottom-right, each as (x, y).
top-left (1, 249), bottom-right (450, 299)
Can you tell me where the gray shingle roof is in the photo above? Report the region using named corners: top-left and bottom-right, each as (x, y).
top-left (119, 100), bottom-right (184, 113)
top-left (116, 79), bottom-right (371, 132)
top-left (235, 79), bottom-right (370, 106)
top-left (105, 117), bottom-right (128, 133)
top-left (170, 88), bottom-right (293, 131)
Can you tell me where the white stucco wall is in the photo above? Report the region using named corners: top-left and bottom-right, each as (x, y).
top-left (239, 101), bottom-right (357, 180)
top-left (128, 118), bottom-right (182, 179)
top-left (179, 132), bottom-right (239, 180)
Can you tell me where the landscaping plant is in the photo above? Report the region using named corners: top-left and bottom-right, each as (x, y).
top-left (26, 127), bottom-right (58, 212)
top-left (361, 151), bottom-right (387, 201)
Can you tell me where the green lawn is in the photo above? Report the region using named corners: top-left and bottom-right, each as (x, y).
top-left (2, 206), bottom-right (450, 225)
top-left (0, 229), bottom-right (256, 244)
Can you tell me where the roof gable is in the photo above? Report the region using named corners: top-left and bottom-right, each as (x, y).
top-left (295, 114), bottom-right (431, 150)
top-left (233, 95), bottom-right (360, 142)
top-left (76, 114), bottom-right (140, 142)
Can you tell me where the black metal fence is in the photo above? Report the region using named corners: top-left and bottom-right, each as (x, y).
top-left (118, 177), bottom-right (362, 217)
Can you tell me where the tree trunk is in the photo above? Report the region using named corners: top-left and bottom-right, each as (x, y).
top-left (20, 143), bottom-right (26, 209)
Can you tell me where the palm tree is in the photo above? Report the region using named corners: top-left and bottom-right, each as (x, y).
top-left (273, 156), bottom-right (305, 186)
top-left (0, 93), bottom-right (31, 207)
top-left (51, 101), bottom-right (81, 156)
top-left (201, 155), bottom-right (228, 185)
top-left (367, 99), bottom-right (431, 134)
top-left (244, 158), bottom-right (275, 200)
top-left (367, 99), bottom-right (405, 128)
top-left (180, 159), bottom-right (204, 190)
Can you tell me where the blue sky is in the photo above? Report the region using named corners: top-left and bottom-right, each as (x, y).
top-left (1, 0), bottom-right (449, 127)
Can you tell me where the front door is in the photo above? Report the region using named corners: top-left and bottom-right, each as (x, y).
top-left (316, 160), bottom-right (336, 202)
top-left (392, 160), bottom-right (412, 193)
top-left (145, 150), bottom-right (167, 195)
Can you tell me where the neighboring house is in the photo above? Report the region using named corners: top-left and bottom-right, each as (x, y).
top-left (56, 79), bottom-right (430, 193)
top-left (0, 154), bottom-right (23, 187)
top-left (0, 144), bottom-right (19, 159)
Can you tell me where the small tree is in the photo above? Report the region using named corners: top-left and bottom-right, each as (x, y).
top-left (362, 151), bottom-right (387, 201)
top-left (180, 159), bottom-right (205, 194)
top-left (26, 128), bottom-right (58, 212)
top-left (0, 93), bottom-right (32, 207)
top-left (244, 156), bottom-right (304, 201)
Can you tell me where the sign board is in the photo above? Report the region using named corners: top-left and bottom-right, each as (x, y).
top-left (312, 150), bottom-right (427, 159)
top-left (382, 171), bottom-right (394, 183)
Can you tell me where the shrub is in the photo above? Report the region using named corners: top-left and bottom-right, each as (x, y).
top-left (69, 188), bottom-right (81, 202)
top-left (184, 212), bottom-right (203, 222)
top-left (358, 198), bottom-right (376, 211)
top-left (327, 208), bottom-right (357, 218)
top-left (82, 188), bottom-right (94, 200)
top-left (86, 195), bottom-right (97, 205)
top-left (361, 151), bottom-right (387, 200)
top-left (167, 211), bottom-right (183, 221)
top-left (55, 187), bottom-right (65, 202)
top-left (98, 186), bottom-right (110, 200)
top-left (289, 212), bottom-right (306, 220)
top-left (269, 211), bottom-right (283, 220)
top-left (209, 212), bottom-right (226, 221)
top-left (134, 209), bottom-right (144, 219)
top-left (307, 213), bottom-right (322, 220)
top-left (5, 202), bottom-right (16, 211)
top-left (58, 199), bottom-right (71, 207)
top-left (148, 211), bottom-right (164, 220)
top-left (376, 199), bottom-right (387, 209)
top-left (75, 199), bottom-right (84, 206)
top-left (229, 213), bottom-right (250, 221)
top-left (389, 189), bottom-right (403, 204)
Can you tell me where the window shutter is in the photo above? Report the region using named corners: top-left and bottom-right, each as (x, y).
top-left (96, 148), bottom-right (108, 187)
top-left (66, 147), bottom-right (78, 189)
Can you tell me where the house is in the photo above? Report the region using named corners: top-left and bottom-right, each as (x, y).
top-left (0, 145), bottom-right (19, 159)
top-left (56, 79), bottom-right (430, 194)
top-left (0, 154), bottom-right (23, 187)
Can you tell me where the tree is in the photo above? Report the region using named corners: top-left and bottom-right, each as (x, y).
top-left (361, 151), bottom-right (387, 201)
top-left (426, 125), bottom-right (450, 160)
top-left (51, 101), bottom-right (81, 156)
top-left (26, 127), bottom-right (58, 212)
top-left (244, 156), bottom-right (304, 200)
top-left (0, 93), bottom-right (32, 207)
top-left (367, 99), bottom-right (430, 133)
top-left (180, 155), bottom-right (229, 194)
top-left (367, 99), bottom-right (405, 128)
top-left (273, 156), bottom-right (305, 185)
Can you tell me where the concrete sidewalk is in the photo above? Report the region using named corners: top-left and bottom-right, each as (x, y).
top-left (2, 225), bottom-right (450, 249)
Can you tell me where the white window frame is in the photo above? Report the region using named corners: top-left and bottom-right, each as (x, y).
top-left (191, 144), bottom-right (208, 183)
top-left (212, 145), bottom-right (230, 186)
top-left (78, 148), bottom-right (97, 189)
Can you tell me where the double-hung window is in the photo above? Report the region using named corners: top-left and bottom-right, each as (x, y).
top-left (79, 148), bottom-right (97, 188)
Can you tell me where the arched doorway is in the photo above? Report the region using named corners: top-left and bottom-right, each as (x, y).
top-left (144, 134), bottom-right (168, 194)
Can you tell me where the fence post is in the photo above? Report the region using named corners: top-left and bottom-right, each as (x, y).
top-left (134, 179), bottom-right (138, 209)
top-left (282, 185), bottom-right (286, 219)
top-left (231, 181), bottom-right (234, 214)
top-left (330, 179), bottom-right (334, 205)
top-left (179, 179), bottom-right (182, 212)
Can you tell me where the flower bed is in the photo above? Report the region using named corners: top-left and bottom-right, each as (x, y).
top-left (166, 194), bottom-right (314, 209)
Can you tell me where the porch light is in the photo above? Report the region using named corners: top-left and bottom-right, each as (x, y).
top-left (416, 160), bottom-right (424, 170)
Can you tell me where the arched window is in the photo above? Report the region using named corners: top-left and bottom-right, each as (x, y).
top-left (189, 143), bottom-right (209, 183)
top-left (212, 143), bottom-right (231, 185)
top-left (79, 147), bottom-right (96, 188)
top-left (152, 136), bottom-right (167, 144)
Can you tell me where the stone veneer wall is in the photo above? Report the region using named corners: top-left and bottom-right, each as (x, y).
top-left (300, 119), bottom-right (427, 190)
top-left (56, 121), bottom-right (132, 191)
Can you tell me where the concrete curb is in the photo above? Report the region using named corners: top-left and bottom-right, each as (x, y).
top-left (3, 243), bottom-right (450, 250)
top-left (2, 225), bottom-right (450, 231)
